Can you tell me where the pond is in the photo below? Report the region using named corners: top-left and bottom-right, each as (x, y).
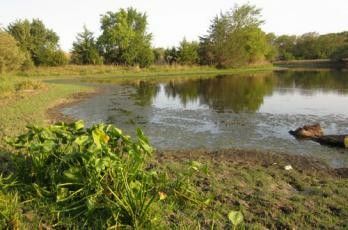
top-left (61, 70), bottom-right (348, 168)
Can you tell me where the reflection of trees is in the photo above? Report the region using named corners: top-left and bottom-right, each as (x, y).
top-left (275, 71), bottom-right (348, 93)
top-left (132, 80), bottom-right (160, 106)
top-left (130, 70), bottom-right (348, 113)
top-left (164, 74), bottom-right (276, 112)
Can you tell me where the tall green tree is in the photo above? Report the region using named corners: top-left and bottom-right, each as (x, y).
top-left (274, 35), bottom-right (297, 60)
top-left (201, 4), bottom-right (272, 68)
top-left (7, 19), bottom-right (67, 66)
top-left (177, 38), bottom-right (199, 65)
top-left (0, 30), bottom-right (25, 73)
top-left (98, 8), bottom-right (154, 67)
top-left (164, 47), bottom-right (178, 65)
top-left (71, 26), bottom-right (102, 65)
top-left (153, 48), bottom-right (166, 65)
top-left (198, 36), bottom-right (215, 65)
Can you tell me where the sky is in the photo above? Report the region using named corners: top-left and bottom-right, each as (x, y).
top-left (1, 0), bottom-right (348, 51)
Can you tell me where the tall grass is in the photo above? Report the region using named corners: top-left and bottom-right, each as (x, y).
top-left (12, 64), bottom-right (273, 78)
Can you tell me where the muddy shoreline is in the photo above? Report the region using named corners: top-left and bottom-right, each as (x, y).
top-left (47, 89), bottom-right (348, 177)
top-left (156, 149), bottom-right (348, 178)
top-left (46, 89), bottom-right (102, 123)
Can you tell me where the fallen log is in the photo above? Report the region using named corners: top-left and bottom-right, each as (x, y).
top-left (289, 124), bottom-right (348, 148)
top-left (313, 135), bottom-right (348, 148)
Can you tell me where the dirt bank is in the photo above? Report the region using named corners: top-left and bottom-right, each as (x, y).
top-left (156, 149), bottom-right (348, 178)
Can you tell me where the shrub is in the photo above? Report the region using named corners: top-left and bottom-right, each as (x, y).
top-left (14, 80), bottom-right (45, 91)
top-left (3, 121), bottom-right (206, 228)
top-left (0, 31), bottom-right (24, 73)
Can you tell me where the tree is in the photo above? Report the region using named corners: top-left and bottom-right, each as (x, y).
top-left (164, 47), bottom-right (178, 65)
top-left (177, 38), bottom-right (199, 65)
top-left (0, 30), bottom-right (25, 73)
top-left (198, 36), bottom-right (215, 65)
top-left (71, 26), bottom-right (102, 65)
top-left (274, 35), bottom-right (297, 60)
top-left (201, 4), bottom-right (272, 68)
top-left (153, 48), bottom-right (166, 65)
top-left (7, 19), bottom-right (67, 66)
top-left (330, 45), bottom-right (348, 61)
top-left (98, 8), bottom-right (154, 67)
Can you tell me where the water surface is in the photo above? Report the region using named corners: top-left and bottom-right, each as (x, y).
top-left (62, 70), bottom-right (348, 168)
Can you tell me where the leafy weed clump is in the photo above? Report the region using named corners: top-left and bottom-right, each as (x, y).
top-left (1, 121), bottom-right (206, 228)
top-left (14, 80), bottom-right (45, 91)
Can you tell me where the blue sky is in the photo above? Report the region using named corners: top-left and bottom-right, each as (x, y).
top-left (1, 0), bottom-right (348, 51)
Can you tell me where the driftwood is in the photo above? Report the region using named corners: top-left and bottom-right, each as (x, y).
top-left (289, 124), bottom-right (348, 149)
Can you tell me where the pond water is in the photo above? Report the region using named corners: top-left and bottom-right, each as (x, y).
top-left (61, 70), bottom-right (348, 168)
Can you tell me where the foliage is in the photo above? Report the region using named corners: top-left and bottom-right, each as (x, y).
top-left (330, 44), bottom-right (348, 61)
top-left (0, 31), bottom-right (25, 73)
top-left (228, 210), bottom-right (244, 229)
top-left (2, 121), bottom-right (206, 228)
top-left (201, 4), bottom-right (272, 68)
top-left (71, 26), bottom-right (103, 65)
top-left (177, 38), bottom-right (199, 65)
top-left (274, 35), bottom-right (296, 60)
top-left (153, 48), bottom-right (166, 65)
top-left (98, 8), bottom-right (154, 67)
top-left (164, 47), bottom-right (179, 65)
top-left (14, 80), bottom-right (45, 91)
top-left (274, 31), bottom-right (348, 61)
top-left (7, 19), bottom-right (67, 66)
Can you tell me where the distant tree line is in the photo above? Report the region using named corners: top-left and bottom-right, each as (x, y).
top-left (273, 32), bottom-right (348, 61)
top-left (1, 4), bottom-right (348, 73)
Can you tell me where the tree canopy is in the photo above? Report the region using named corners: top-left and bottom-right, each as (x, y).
top-left (274, 32), bottom-right (348, 61)
top-left (7, 19), bottom-right (67, 66)
top-left (200, 4), bottom-right (273, 68)
top-left (0, 30), bottom-right (25, 73)
top-left (71, 26), bottom-right (103, 65)
top-left (98, 8), bottom-right (154, 67)
top-left (177, 39), bottom-right (199, 65)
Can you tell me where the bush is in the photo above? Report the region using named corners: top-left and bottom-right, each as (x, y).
top-left (3, 121), bottom-right (205, 228)
top-left (0, 31), bottom-right (24, 73)
top-left (14, 80), bottom-right (45, 91)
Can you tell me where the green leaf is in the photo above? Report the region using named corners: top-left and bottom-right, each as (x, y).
top-left (92, 128), bottom-right (109, 149)
top-left (42, 140), bottom-right (55, 152)
top-left (63, 167), bottom-right (82, 182)
top-left (190, 161), bottom-right (202, 171)
top-left (130, 180), bottom-right (142, 191)
top-left (74, 135), bottom-right (89, 146)
top-left (74, 120), bottom-right (85, 130)
top-left (228, 211), bottom-right (244, 227)
top-left (57, 187), bottom-right (69, 201)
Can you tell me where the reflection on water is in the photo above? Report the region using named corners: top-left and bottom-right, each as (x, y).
top-left (133, 74), bottom-right (275, 112)
top-left (62, 70), bottom-right (348, 168)
top-left (132, 71), bottom-right (348, 114)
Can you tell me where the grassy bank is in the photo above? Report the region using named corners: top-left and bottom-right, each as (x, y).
top-left (0, 77), bottom-right (92, 146)
top-left (13, 64), bottom-right (274, 78)
top-left (273, 59), bottom-right (347, 69)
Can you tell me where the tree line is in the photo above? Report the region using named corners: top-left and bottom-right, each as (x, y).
top-left (1, 4), bottom-right (348, 73)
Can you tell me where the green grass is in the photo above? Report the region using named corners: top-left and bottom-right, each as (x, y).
top-left (156, 150), bottom-right (348, 229)
top-left (0, 82), bottom-right (91, 147)
top-left (11, 64), bottom-right (274, 78)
